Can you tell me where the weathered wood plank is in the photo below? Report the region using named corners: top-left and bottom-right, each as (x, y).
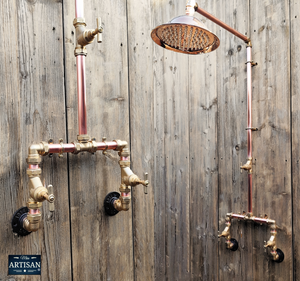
top-left (0, 0), bottom-right (72, 280)
top-left (149, 1), bottom-right (191, 280)
top-left (216, 1), bottom-right (251, 280)
top-left (63, 0), bottom-right (133, 280)
top-left (251, 0), bottom-right (292, 280)
top-left (127, 0), bottom-right (155, 280)
top-left (291, 0), bottom-right (299, 280)
top-left (189, 1), bottom-right (219, 279)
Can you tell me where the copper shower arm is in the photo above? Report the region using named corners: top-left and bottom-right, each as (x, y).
top-left (195, 4), bottom-right (250, 43)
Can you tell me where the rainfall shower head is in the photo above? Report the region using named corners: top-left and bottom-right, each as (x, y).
top-left (151, 15), bottom-right (220, 55)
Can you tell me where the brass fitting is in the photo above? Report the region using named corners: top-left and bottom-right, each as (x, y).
top-left (73, 17), bottom-right (103, 56)
top-left (113, 185), bottom-right (131, 212)
top-left (114, 140), bottom-right (128, 152)
top-left (114, 196), bottom-right (131, 212)
top-left (27, 142), bottom-right (50, 164)
top-left (126, 174), bottom-right (149, 187)
top-left (218, 215), bottom-right (232, 240)
top-left (23, 201), bottom-right (43, 232)
top-left (72, 135), bottom-right (97, 154)
top-left (240, 157), bottom-right (253, 174)
top-left (264, 224), bottom-right (277, 250)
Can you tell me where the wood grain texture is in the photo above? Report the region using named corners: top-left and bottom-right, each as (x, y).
top-left (127, 0), bottom-right (155, 280)
top-left (251, 0), bottom-right (292, 280)
top-left (189, 1), bottom-right (219, 280)
top-left (150, 1), bottom-right (191, 280)
top-left (216, 1), bottom-right (251, 280)
top-left (63, 0), bottom-right (133, 280)
top-left (291, 0), bottom-right (299, 280)
top-left (0, 0), bottom-right (72, 280)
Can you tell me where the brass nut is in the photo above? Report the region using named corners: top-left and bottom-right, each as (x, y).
top-left (119, 148), bottom-right (130, 157)
top-left (74, 46), bottom-right (87, 56)
top-left (119, 184), bottom-right (131, 193)
top-left (114, 140), bottom-right (128, 151)
top-left (27, 213), bottom-right (41, 223)
top-left (77, 134), bottom-right (90, 143)
top-left (72, 141), bottom-right (81, 154)
top-left (40, 141), bottom-right (49, 155)
top-left (73, 17), bottom-right (86, 27)
top-left (119, 160), bottom-right (130, 168)
top-left (27, 201), bottom-right (42, 209)
top-left (26, 154), bottom-right (42, 165)
top-left (90, 140), bottom-right (98, 153)
top-left (26, 168), bottom-right (42, 177)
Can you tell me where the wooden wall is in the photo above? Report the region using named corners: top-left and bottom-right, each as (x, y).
top-left (0, 0), bottom-right (299, 280)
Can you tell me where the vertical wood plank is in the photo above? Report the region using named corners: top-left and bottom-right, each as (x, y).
top-left (216, 1), bottom-right (251, 280)
top-left (291, 0), bottom-right (299, 280)
top-left (63, 0), bottom-right (133, 280)
top-left (127, 0), bottom-right (155, 280)
top-left (0, 0), bottom-right (72, 280)
top-left (150, 1), bottom-right (191, 280)
top-left (189, 1), bottom-right (219, 279)
top-left (251, 0), bottom-right (292, 280)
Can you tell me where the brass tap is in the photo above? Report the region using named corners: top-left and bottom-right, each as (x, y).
top-left (240, 157), bottom-right (253, 174)
top-left (218, 216), bottom-right (232, 240)
top-left (73, 17), bottom-right (103, 56)
top-left (264, 224), bottom-right (277, 250)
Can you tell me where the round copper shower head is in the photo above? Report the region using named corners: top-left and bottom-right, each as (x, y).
top-left (151, 15), bottom-right (220, 55)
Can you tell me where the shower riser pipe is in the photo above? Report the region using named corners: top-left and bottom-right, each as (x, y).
top-left (75, 0), bottom-right (87, 135)
top-left (247, 45), bottom-right (253, 213)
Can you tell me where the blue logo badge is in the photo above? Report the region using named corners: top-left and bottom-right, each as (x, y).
top-left (8, 255), bottom-right (41, 275)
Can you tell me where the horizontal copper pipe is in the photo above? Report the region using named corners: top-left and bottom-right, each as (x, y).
top-left (47, 141), bottom-right (118, 154)
top-left (195, 7), bottom-right (250, 43)
top-left (96, 142), bottom-right (118, 151)
top-left (49, 144), bottom-right (75, 154)
top-left (231, 213), bottom-right (275, 224)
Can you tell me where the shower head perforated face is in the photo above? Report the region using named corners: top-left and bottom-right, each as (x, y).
top-left (151, 15), bottom-right (220, 55)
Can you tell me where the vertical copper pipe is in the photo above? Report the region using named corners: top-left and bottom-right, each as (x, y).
top-left (195, 7), bottom-right (250, 43)
top-left (247, 45), bottom-right (253, 213)
top-left (75, 0), bottom-right (87, 135)
top-left (77, 55), bottom-right (87, 135)
top-left (75, 0), bottom-right (84, 18)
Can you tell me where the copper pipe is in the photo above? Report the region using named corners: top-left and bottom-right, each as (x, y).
top-left (49, 144), bottom-right (76, 154)
top-left (231, 214), bottom-right (245, 220)
top-left (247, 46), bottom-right (252, 159)
top-left (230, 213), bottom-right (275, 224)
top-left (246, 45), bottom-right (253, 213)
top-left (195, 6), bottom-right (250, 43)
top-left (75, 0), bottom-right (84, 18)
top-left (96, 142), bottom-right (118, 151)
top-left (47, 141), bottom-right (118, 154)
top-left (77, 55), bottom-right (87, 135)
top-left (248, 174), bottom-right (252, 213)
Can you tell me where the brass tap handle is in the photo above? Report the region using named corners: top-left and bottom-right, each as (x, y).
top-left (96, 17), bottom-right (103, 43)
top-left (144, 173), bottom-right (149, 194)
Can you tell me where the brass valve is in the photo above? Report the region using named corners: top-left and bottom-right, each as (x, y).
top-left (240, 157), bottom-right (253, 174)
